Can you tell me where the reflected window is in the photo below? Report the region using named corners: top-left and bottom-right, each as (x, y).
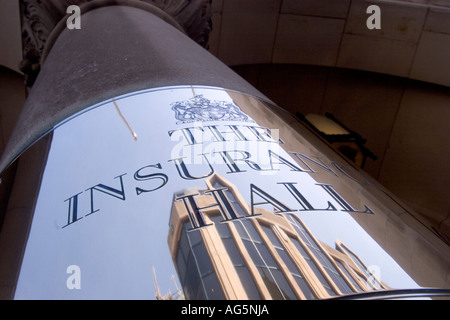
top-left (335, 260), bottom-right (365, 292)
top-left (287, 215), bottom-right (356, 295)
top-left (287, 214), bottom-right (353, 296)
top-left (338, 244), bottom-right (383, 290)
top-left (175, 220), bottom-right (225, 299)
top-left (210, 213), bottom-right (262, 299)
top-left (288, 234), bottom-right (336, 296)
top-left (212, 179), bottom-right (248, 218)
top-left (261, 224), bottom-right (316, 300)
top-left (233, 219), bottom-right (297, 300)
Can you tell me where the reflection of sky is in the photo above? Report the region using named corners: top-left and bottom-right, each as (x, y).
top-left (15, 87), bottom-right (417, 300)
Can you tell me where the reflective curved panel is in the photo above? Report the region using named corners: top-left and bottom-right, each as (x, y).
top-left (7, 86), bottom-right (450, 300)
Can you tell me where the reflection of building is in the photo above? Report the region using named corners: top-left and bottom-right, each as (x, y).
top-left (168, 174), bottom-right (389, 300)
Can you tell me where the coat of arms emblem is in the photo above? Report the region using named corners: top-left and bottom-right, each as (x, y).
top-left (171, 95), bottom-right (252, 124)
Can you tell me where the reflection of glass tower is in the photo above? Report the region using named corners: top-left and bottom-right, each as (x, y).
top-left (167, 174), bottom-right (389, 300)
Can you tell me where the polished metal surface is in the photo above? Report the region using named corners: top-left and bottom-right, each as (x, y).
top-left (7, 86), bottom-right (449, 300)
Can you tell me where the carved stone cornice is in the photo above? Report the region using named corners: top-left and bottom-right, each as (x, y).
top-left (148, 0), bottom-right (212, 48)
top-left (19, 0), bottom-right (212, 87)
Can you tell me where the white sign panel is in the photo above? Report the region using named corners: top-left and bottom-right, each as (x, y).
top-left (14, 86), bottom-right (420, 299)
